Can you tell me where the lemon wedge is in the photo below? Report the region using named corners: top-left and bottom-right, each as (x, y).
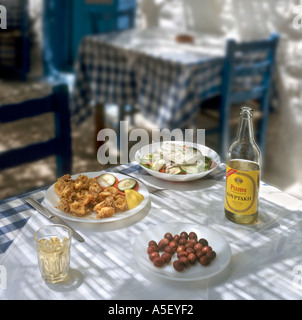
top-left (125, 189), bottom-right (144, 210)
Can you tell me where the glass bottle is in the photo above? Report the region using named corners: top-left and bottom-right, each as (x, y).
top-left (224, 106), bottom-right (261, 224)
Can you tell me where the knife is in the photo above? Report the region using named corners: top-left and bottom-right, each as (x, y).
top-left (26, 197), bottom-right (85, 243)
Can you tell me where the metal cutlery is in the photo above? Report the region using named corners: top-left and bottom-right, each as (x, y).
top-left (26, 197), bottom-right (85, 243)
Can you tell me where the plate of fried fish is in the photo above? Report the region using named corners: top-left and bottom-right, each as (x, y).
top-left (43, 171), bottom-right (150, 223)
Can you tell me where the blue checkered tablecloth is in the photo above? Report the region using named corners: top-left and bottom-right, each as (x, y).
top-left (0, 189), bottom-right (46, 255)
top-left (72, 28), bottom-right (225, 130)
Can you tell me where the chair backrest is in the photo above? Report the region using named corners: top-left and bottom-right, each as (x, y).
top-left (222, 33), bottom-right (279, 105)
top-left (0, 84), bottom-right (72, 177)
top-left (219, 33), bottom-right (279, 158)
top-left (89, 8), bottom-right (136, 34)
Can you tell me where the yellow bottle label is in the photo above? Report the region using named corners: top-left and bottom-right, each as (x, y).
top-left (225, 165), bottom-right (259, 216)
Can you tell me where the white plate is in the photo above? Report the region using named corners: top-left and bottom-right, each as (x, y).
top-left (135, 141), bottom-right (221, 182)
top-left (133, 222), bottom-right (231, 281)
top-left (44, 172), bottom-right (150, 224)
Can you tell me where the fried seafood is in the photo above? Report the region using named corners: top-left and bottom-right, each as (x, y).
top-left (69, 200), bottom-right (91, 217)
top-left (93, 197), bottom-right (114, 212)
top-left (58, 198), bottom-right (71, 213)
top-left (114, 196), bottom-right (128, 212)
top-left (103, 187), bottom-right (120, 195)
top-left (97, 191), bottom-right (114, 202)
top-left (54, 174), bottom-right (128, 219)
top-left (54, 174), bottom-right (72, 197)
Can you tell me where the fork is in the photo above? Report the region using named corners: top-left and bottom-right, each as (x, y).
top-left (112, 168), bottom-right (168, 198)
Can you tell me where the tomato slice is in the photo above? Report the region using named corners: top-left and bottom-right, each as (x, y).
top-left (112, 178), bottom-right (120, 189)
top-left (133, 181), bottom-right (140, 191)
top-left (159, 165), bottom-right (166, 174)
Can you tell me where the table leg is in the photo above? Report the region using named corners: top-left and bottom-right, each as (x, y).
top-left (95, 103), bottom-right (105, 152)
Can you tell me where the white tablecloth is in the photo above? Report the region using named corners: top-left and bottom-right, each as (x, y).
top-left (1, 163), bottom-right (302, 300)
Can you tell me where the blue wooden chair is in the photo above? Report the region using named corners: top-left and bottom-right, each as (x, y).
top-left (90, 9), bottom-right (136, 35)
top-left (204, 33), bottom-right (279, 160)
top-left (0, 84), bottom-right (72, 178)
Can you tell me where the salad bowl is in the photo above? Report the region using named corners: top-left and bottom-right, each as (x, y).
top-left (135, 141), bottom-right (221, 182)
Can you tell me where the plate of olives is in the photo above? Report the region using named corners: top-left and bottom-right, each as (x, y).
top-left (132, 222), bottom-right (232, 281)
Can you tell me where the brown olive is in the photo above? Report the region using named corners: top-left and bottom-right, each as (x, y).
top-left (179, 238), bottom-right (187, 246)
top-left (199, 238), bottom-right (208, 247)
top-left (179, 256), bottom-right (190, 267)
top-left (207, 250), bottom-right (216, 261)
top-left (188, 239), bottom-right (198, 245)
top-left (147, 245), bottom-right (159, 254)
top-left (164, 245), bottom-right (175, 255)
top-left (180, 231), bottom-right (188, 239)
top-left (202, 246), bottom-right (212, 254)
top-left (149, 252), bottom-right (160, 261)
top-left (193, 243), bottom-right (203, 251)
top-left (199, 255), bottom-right (211, 266)
top-left (185, 242), bottom-right (194, 249)
top-left (186, 247), bottom-right (195, 255)
top-left (188, 253), bottom-right (197, 264)
top-left (169, 240), bottom-right (178, 250)
top-left (177, 251), bottom-right (188, 258)
top-left (189, 232), bottom-right (198, 240)
top-left (173, 260), bottom-right (185, 272)
top-left (153, 257), bottom-right (165, 268)
top-left (195, 250), bottom-right (205, 259)
top-left (148, 240), bottom-right (158, 247)
top-left (176, 245), bottom-right (186, 253)
top-left (173, 234), bottom-right (181, 243)
top-left (158, 238), bottom-right (169, 251)
top-left (164, 233), bottom-right (173, 241)
top-left (161, 252), bottom-right (172, 263)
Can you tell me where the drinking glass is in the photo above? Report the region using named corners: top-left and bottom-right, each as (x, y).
top-left (34, 225), bottom-right (72, 283)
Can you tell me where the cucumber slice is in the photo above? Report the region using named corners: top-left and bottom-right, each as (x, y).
top-left (205, 156), bottom-right (212, 169)
top-left (140, 163), bottom-right (152, 170)
top-left (196, 157), bottom-right (212, 172)
top-left (180, 165), bottom-right (199, 174)
top-left (166, 166), bottom-right (182, 175)
top-left (205, 156), bottom-right (212, 163)
top-left (118, 179), bottom-right (137, 191)
top-left (97, 173), bottom-right (117, 188)
top-left (196, 163), bottom-right (210, 172)
top-left (151, 159), bottom-right (166, 172)
top-left (140, 154), bottom-right (153, 164)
